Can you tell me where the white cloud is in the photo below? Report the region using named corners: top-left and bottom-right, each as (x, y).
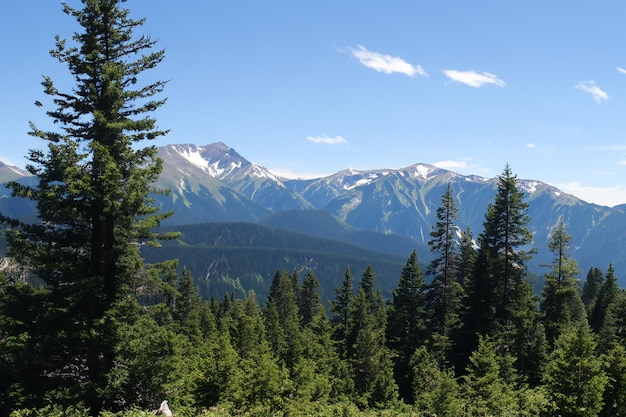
top-left (574, 81), bottom-right (608, 103)
top-left (268, 167), bottom-right (330, 180)
top-left (306, 135), bottom-right (347, 145)
top-left (443, 69), bottom-right (506, 87)
top-left (618, 160), bottom-right (626, 166)
top-left (598, 145), bottom-right (626, 151)
top-left (526, 142), bottom-right (536, 149)
top-left (617, 67), bottom-right (626, 74)
top-left (558, 181), bottom-right (626, 207)
top-left (347, 45), bottom-right (427, 77)
top-left (433, 160), bottom-right (468, 170)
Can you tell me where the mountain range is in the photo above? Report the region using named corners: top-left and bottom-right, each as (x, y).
top-left (2, 142), bottom-right (626, 292)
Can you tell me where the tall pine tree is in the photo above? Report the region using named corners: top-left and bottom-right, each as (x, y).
top-left (590, 263), bottom-right (619, 337)
top-left (348, 266), bottom-right (397, 407)
top-left (540, 218), bottom-right (585, 343)
top-left (387, 250), bottom-right (427, 401)
top-left (581, 266), bottom-right (604, 317)
top-left (0, 1), bottom-right (171, 412)
top-left (468, 165), bottom-right (541, 380)
top-left (330, 267), bottom-right (354, 360)
top-left (427, 183), bottom-right (462, 339)
top-left (478, 164), bottom-right (535, 324)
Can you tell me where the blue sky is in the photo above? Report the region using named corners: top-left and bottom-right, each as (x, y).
top-left (3, 1), bottom-right (626, 206)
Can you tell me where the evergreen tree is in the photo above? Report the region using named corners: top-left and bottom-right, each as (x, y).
top-left (459, 242), bottom-right (496, 365)
top-left (461, 335), bottom-right (517, 416)
top-left (590, 264), bottom-right (619, 336)
top-left (387, 250), bottom-right (427, 401)
top-left (600, 343), bottom-right (626, 417)
top-left (0, 279), bottom-right (51, 412)
top-left (457, 225), bottom-right (478, 289)
top-left (540, 218), bottom-right (585, 343)
top-left (0, 1), bottom-right (172, 412)
top-left (478, 164), bottom-right (535, 324)
top-left (225, 292), bottom-right (266, 359)
top-left (173, 267), bottom-right (203, 339)
top-left (330, 267), bottom-right (354, 359)
top-left (543, 323), bottom-right (608, 417)
top-left (596, 288), bottom-right (626, 354)
top-left (581, 266), bottom-right (604, 317)
top-left (264, 270), bottom-right (302, 370)
top-left (410, 346), bottom-right (463, 417)
top-left (109, 304), bottom-right (180, 409)
top-left (194, 321), bottom-right (240, 408)
top-left (297, 296), bottom-right (344, 403)
top-left (427, 183), bottom-right (461, 338)
top-left (298, 269), bottom-right (324, 327)
top-left (225, 334), bottom-right (292, 414)
top-left (450, 225), bottom-right (477, 370)
top-left (472, 165), bottom-right (541, 380)
top-left (348, 266), bottom-right (397, 407)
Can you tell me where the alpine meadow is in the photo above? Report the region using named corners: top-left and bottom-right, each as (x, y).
top-left (2, 2), bottom-right (626, 417)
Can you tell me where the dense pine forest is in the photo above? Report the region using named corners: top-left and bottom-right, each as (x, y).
top-left (1, 1), bottom-right (625, 416)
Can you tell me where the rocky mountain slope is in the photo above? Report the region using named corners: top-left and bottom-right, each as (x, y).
top-left (2, 142), bottom-right (625, 285)
top-left (151, 143), bottom-right (626, 282)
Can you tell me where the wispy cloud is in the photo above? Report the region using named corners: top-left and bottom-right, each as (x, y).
top-left (307, 135), bottom-right (347, 145)
top-left (347, 45), bottom-right (427, 77)
top-left (443, 69), bottom-right (506, 87)
top-left (434, 159), bottom-right (491, 176)
top-left (597, 145), bottom-right (626, 151)
top-left (558, 181), bottom-right (626, 207)
top-left (268, 167), bottom-right (330, 180)
top-left (575, 81), bottom-right (608, 103)
top-left (526, 142), bottom-right (536, 149)
top-left (617, 67), bottom-right (626, 74)
top-left (433, 160), bottom-right (468, 170)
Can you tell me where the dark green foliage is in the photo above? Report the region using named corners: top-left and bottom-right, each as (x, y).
top-left (427, 184), bottom-right (462, 338)
top-left (141, 222), bottom-right (407, 302)
top-left (173, 267), bottom-right (203, 338)
top-left (346, 266), bottom-right (398, 407)
top-left (600, 343), bottom-right (626, 417)
top-left (298, 269), bottom-right (324, 327)
top-left (581, 266), bottom-right (604, 316)
top-left (386, 250), bottom-right (427, 401)
top-left (540, 218), bottom-right (585, 343)
top-left (478, 165), bottom-right (535, 325)
top-left (410, 346), bottom-right (463, 416)
top-left (543, 323), bottom-right (608, 417)
top-left (0, 0), bottom-right (173, 413)
top-left (461, 335), bottom-right (517, 416)
top-left (264, 270), bottom-right (302, 370)
top-left (463, 165), bottom-right (543, 381)
top-left (590, 264), bottom-right (619, 338)
top-left (330, 267), bottom-right (354, 359)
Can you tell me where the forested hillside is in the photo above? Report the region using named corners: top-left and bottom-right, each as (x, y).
top-left (140, 222), bottom-right (410, 302)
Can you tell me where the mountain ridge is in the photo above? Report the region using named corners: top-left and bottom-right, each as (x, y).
top-left (2, 142), bottom-right (626, 287)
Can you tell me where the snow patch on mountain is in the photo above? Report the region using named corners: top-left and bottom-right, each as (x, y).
top-left (178, 147), bottom-right (210, 170)
top-left (208, 160), bottom-right (243, 178)
top-left (412, 164), bottom-right (436, 179)
top-left (520, 180), bottom-right (540, 194)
